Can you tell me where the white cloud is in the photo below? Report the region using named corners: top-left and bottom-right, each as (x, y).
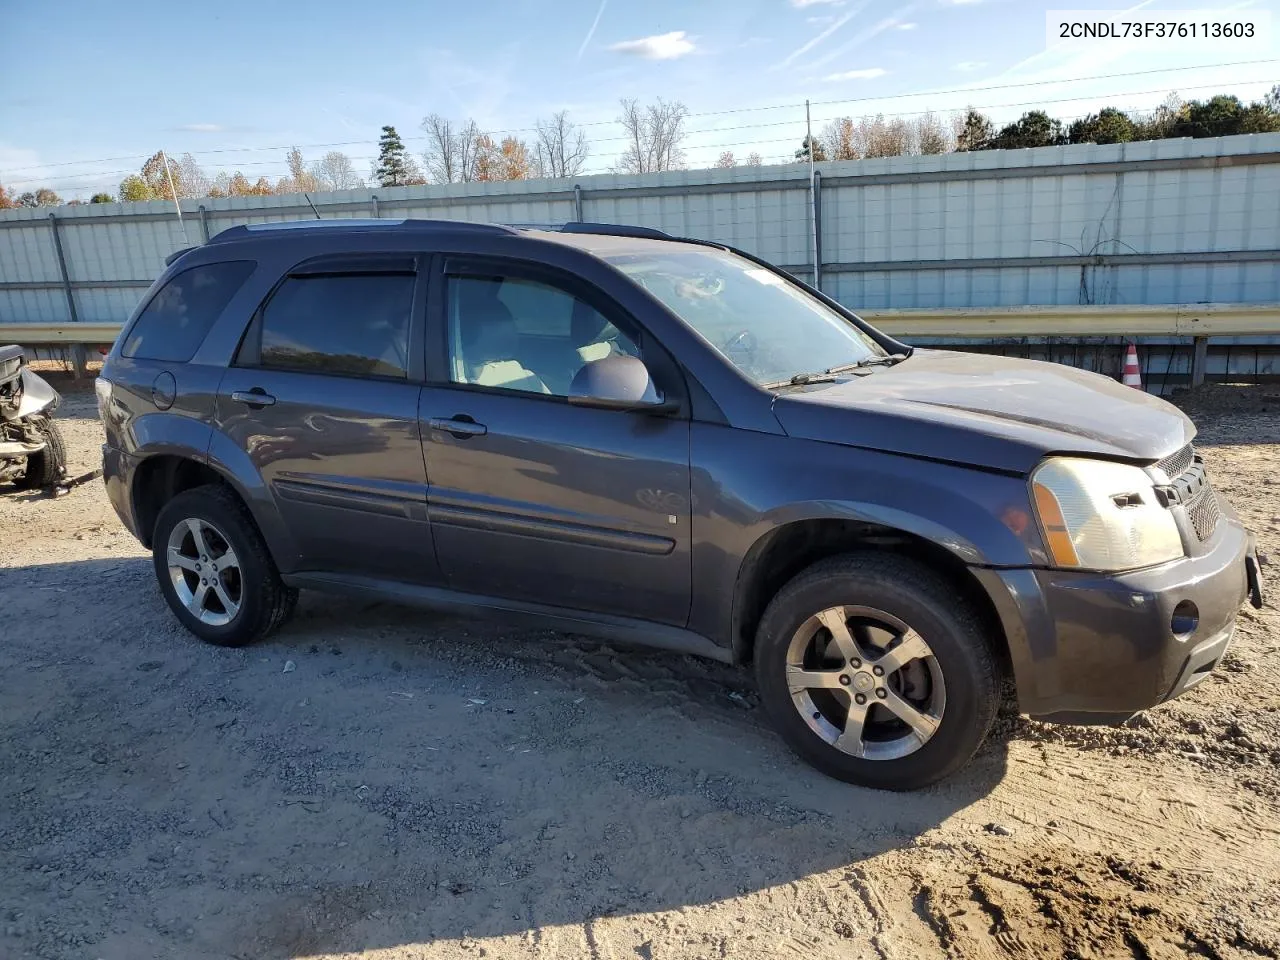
top-left (807, 15), bottom-right (835, 24)
top-left (954, 60), bottom-right (987, 71)
top-left (896, 21), bottom-right (917, 30)
top-left (178, 123), bottom-right (224, 133)
top-left (824, 67), bottom-right (888, 81)
top-left (791, 0), bottom-right (843, 7)
top-left (940, 0), bottom-right (985, 5)
top-left (609, 30), bottom-right (695, 60)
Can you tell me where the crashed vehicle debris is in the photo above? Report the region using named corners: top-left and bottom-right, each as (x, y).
top-left (0, 345), bottom-right (66, 489)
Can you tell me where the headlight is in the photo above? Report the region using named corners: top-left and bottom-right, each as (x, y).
top-left (1031, 457), bottom-right (1184, 571)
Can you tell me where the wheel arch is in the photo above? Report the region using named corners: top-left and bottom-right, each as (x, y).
top-left (729, 514), bottom-right (1011, 679)
top-left (130, 453), bottom-right (238, 548)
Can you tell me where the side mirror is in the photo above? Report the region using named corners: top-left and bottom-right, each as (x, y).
top-left (567, 355), bottom-right (677, 414)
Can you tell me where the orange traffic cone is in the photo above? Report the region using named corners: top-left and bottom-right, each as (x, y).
top-left (1121, 342), bottom-right (1143, 389)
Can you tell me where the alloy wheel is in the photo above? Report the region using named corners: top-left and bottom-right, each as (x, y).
top-left (166, 518), bottom-right (242, 627)
top-left (785, 605), bottom-right (946, 761)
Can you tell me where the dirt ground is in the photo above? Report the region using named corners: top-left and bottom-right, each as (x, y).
top-left (2, 378), bottom-right (1279, 960)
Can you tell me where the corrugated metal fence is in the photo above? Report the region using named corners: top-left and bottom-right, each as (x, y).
top-left (3, 133), bottom-right (1279, 328)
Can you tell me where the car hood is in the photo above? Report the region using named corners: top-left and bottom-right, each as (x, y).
top-left (771, 349), bottom-right (1194, 474)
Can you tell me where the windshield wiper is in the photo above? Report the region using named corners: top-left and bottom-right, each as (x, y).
top-left (849, 352), bottom-right (907, 368)
top-left (762, 353), bottom-right (908, 390)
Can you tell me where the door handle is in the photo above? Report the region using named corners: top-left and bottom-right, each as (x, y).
top-left (231, 389), bottom-right (276, 408)
top-left (428, 416), bottom-right (487, 439)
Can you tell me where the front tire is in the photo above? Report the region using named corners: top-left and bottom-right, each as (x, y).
top-left (754, 553), bottom-right (1000, 790)
top-left (13, 416), bottom-right (66, 489)
top-left (151, 485), bottom-right (297, 647)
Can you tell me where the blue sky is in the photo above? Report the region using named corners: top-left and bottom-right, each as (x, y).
top-left (1, 0), bottom-right (1277, 198)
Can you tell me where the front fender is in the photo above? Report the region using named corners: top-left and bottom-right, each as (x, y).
top-left (755, 499), bottom-right (986, 565)
top-left (13, 368), bottom-right (61, 419)
top-left (687, 425), bottom-right (1047, 651)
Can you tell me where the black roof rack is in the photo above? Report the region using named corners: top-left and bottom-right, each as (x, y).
top-left (557, 222), bottom-right (673, 241)
top-left (206, 218), bottom-right (521, 245)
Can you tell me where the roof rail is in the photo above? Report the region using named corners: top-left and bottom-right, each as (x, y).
top-left (557, 222), bottom-right (673, 241)
top-left (207, 218), bottom-right (521, 244)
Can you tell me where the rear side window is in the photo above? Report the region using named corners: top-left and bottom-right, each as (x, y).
top-left (122, 260), bottom-right (255, 362)
top-left (257, 273), bottom-right (413, 379)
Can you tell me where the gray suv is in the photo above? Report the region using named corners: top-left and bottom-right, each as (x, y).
top-left (97, 219), bottom-right (1264, 790)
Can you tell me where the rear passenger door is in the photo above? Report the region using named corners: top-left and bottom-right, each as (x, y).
top-left (215, 254), bottom-right (440, 584)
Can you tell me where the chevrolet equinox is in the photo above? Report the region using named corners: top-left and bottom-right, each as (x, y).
top-left (97, 219), bottom-right (1265, 790)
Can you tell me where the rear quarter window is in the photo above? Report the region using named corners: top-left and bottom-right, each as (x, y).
top-left (122, 260), bottom-right (255, 362)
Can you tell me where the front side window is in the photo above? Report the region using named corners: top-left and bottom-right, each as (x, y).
top-left (258, 273), bottom-right (413, 379)
top-left (122, 260), bottom-right (255, 362)
top-left (446, 273), bottom-right (650, 398)
top-left (607, 247), bottom-right (884, 386)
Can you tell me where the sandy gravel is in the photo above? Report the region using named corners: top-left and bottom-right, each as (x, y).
top-left (1, 379), bottom-right (1278, 960)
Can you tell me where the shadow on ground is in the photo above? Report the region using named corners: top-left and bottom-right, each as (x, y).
top-left (0, 556), bottom-right (1009, 959)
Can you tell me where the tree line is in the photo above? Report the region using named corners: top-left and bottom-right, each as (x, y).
top-left (2, 86), bottom-right (1277, 208)
top-left (796, 88), bottom-right (1280, 161)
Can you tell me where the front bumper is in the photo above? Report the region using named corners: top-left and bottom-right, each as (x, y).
top-left (974, 509), bottom-right (1257, 724)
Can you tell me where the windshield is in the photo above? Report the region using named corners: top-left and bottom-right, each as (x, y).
top-left (607, 247), bottom-right (884, 385)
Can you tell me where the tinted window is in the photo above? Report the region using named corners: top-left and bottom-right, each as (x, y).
top-left (448, 274), bottom-right (647, 397)
top-left (122, 260), bottom-right (254, 362)
top-left (258, 273), bottom-right (413, 379)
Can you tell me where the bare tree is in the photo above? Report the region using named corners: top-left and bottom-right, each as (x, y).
top-left (913, 111), bottom-right (950, 155)
top-left (422, 115), bottom-right (487, 183)
top-left (176, 153), bottom-right (211, 198)
top-left (615, 98), bottom-right (689, 174)
top-left (533, 111), bottom-right (589, 178)
top-left (822, 118), bottom-right (860, 161)
top-left (714, 150), bottom-right (736, 168)
top-left (745, 152), bottom-right (763, 167)
top-left (856, 115), bottom-right (911, 158)
top-left (312, 151), bottom-right (363, 191)
top-left (423, 114), bottom-right (461, 183)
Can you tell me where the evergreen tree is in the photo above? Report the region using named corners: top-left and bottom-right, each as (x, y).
top-left (1068, 107), bottom-right (1136, 145)
top-left (375, 126), bottom-right (416, 187)
top-left (983, 111), bottom-right (1065, 150)
top-left (954, 109), bottom-right (994, 151)
top-left (794, 134), bottom-right (827, 162)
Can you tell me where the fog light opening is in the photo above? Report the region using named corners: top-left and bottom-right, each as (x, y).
top-left (1171, 600), bottom-right (1199, 641)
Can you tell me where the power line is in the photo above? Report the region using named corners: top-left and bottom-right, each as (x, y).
top-left (7, 77), bottom-right (1276, 192)
top-left (2, 58), bottom-right (1274, 181)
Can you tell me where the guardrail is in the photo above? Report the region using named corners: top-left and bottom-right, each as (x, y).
top-left (4, 303), bottom-right (1279, 382)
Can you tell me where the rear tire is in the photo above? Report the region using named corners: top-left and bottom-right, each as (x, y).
top-left (13, 417), bottom-right (66, 489)
top-left (151, 484), bottom-right (297, 647)
top-left (754, 552), bottom-right (1000, 791)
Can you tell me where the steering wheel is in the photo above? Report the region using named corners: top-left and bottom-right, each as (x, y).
top-left (723, 329), bottom-right (758, 366)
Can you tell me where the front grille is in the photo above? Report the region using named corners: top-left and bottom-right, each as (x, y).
top-left (1156, 444), bottom-right (1195, 481)
top-left (1186, 484), bottom-right (1222, 541)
